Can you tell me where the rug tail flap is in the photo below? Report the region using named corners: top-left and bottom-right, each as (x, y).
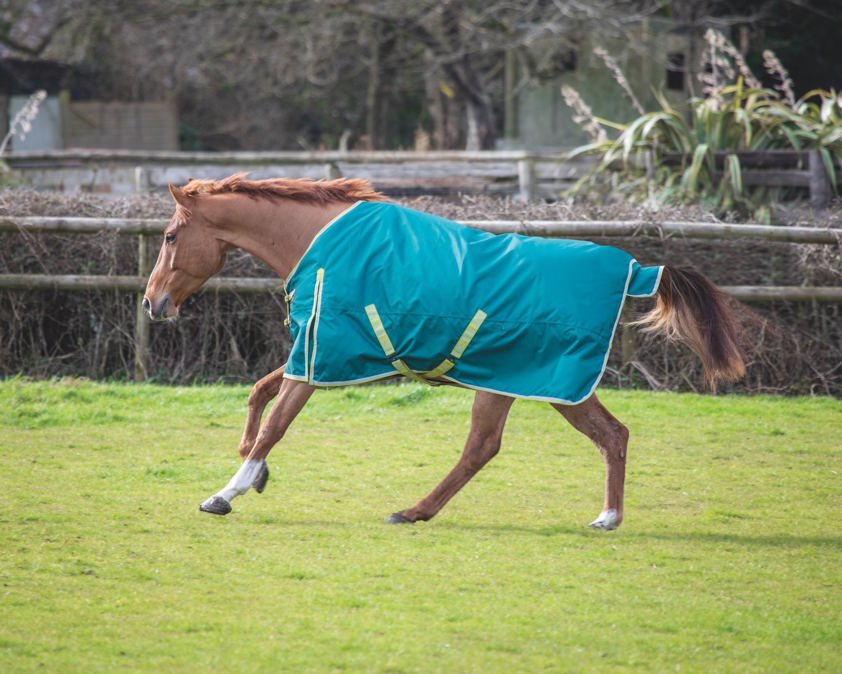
top-left (627, 262), bottom-right (664, 298)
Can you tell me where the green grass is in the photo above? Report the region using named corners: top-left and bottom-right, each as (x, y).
top-left (1, 378), bottom-right (840, 673)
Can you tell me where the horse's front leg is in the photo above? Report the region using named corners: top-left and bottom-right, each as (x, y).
top-left (236, 365), bottom-right (287, 493)
top-left (200, 378), bottom-right (315, 515)
top-left (552, 394), bottom-right (629, 530)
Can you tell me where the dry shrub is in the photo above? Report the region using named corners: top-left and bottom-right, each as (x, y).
top-left (1, 189), bottom-right (840, 395)
top-left (0, 189), bottom-right (285, 382)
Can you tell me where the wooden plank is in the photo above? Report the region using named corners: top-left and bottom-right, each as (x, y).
top-left (3, 216), bottom-right (841, 245)
top-left (0, 274), bottom-right (838, 302)
top-left (663, 150), bottom-right (810, 169)
top-left (460, 220), bottom-right (842, 245)
top-left (13, 148), bottom-right (825, 170)
top-left (729, 150), bottom-right (809, 169)
top-left (0, 216), bottom-right (166, 234)
top-left (0, 274), bottom-right (280, 293)
top-left (721, 286), bottom-right (842, 302)
top-left (0, 275), bottom-right (147, 291)
top-left (202, 277), bottom-right (280, 292)
top-left (4, 149), bottom-right (556, 166)
top-left (6, 150), bottom-right (839, 198)
top-left (739, 169), bottom-right (811, 187)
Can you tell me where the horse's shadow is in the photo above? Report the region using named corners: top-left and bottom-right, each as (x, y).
top-left (434, 521), bottom-right (842, 550)
top-left (242, 513), bottom-right (842, 550)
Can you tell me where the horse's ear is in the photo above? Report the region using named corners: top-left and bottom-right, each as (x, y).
top-left (168, 183), bottom-right (191, 206)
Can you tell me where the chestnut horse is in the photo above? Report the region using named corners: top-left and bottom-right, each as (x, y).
top-left (143, 175), bottom-right (744, 530)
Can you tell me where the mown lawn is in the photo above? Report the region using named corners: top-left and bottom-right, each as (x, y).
top-left (1, 379), bottom-right (840, 673)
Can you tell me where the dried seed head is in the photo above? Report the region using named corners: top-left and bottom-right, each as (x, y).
top-left (0, 89), bottom-right (48, 154)
top-left (594, 46), bottom-right (645, 115)
top-left (561, 84), bottom-right (607, 143)
top-left (762, 49), bottom-right (796, 109)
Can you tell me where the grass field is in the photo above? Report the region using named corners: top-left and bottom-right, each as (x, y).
top-left (1, 379), bottom-right (840, 673)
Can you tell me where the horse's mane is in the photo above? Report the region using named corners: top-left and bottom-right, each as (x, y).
top-left (181, 173), bottom-right (385, 204)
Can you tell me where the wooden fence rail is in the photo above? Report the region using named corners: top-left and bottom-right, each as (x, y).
top-left (662, 149), bottom-right (840, 209)
top-left (1, 215), bottom-right (840, 379)
top-left (5, 148), bottom-right (839, 203)
top-left (3, 216), bottom-right (842, 244)
top-left (0, 274), bottom-right (279, 293)
top-left (5, 149), bottom-right (566, 201)
top-left (3, 273), bottom-right (841, 303)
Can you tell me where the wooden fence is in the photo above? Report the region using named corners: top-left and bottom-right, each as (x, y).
top-left (1, 215), bottom-right (840, 380)
top-left (4, 148), bottom-right (840, 204)
top-left (662, 149), bottom-right (840, 209)
top-left (3, 149), bottom-right (571, 200)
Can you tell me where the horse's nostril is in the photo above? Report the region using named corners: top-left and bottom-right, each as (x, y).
top-left (142, 297), bottom-right (151, 313)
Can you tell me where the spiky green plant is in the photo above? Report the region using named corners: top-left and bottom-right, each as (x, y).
top-left (565, 35), bottom-right (842, 216)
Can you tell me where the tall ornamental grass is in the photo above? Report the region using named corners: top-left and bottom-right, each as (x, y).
top-left (566, 30), bottom-right (842, 217)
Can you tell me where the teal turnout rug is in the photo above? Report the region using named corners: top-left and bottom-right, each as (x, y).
top-left (283, 201), bottom-right (662, 405)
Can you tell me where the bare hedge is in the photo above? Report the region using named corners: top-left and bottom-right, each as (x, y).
top-left (1, 188), bottom-right (840, 395)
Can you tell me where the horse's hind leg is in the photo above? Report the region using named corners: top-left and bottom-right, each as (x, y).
top-left (200, 378), bottom-right (314, 515)
top-left (237, 365), bottom-right (286, 493)
top-left (389, 391), bottom-right (514, 524)
top-left (552, 395), bottom-right (629, 530)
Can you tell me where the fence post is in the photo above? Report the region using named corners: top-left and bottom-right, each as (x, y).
top-left (808, 149), bottom-right (831, 209)
top-left (621, 303), bottom-right (636, 367)
top-left (134, 166), bottom-right (149, 193)
top-left (324, 162), bottom-right (343, 180)
top-left (134, 166), bottom-right (151, 381)
top-left (134, 234), bottom-right (151, 381)
top-left (517, 158), bottom-right (536, 202)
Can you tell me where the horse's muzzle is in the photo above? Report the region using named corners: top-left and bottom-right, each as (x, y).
top-left (143, 294), bottom-right (176, 320)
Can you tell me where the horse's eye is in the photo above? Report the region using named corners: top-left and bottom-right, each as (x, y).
top-left (165, 232), bottom-right (176, 244)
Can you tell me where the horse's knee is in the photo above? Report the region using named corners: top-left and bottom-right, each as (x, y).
top-left (595, 420), bottom-right (628, 463)
top-left (614, 420), bottom-right (629, 448)
top-left (590, 418), bottom-right (629, 463)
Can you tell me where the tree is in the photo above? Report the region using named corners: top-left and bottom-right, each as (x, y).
top-left (0, 1), bottom-right (76, 57)
top-left (2, 1), bottom-right (380, 149)
top-left (338, 0), bottom-right (667, 149)
top-left (2, 1), bottom-right (838, 151)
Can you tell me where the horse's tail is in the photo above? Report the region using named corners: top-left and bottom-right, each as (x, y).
top-left (634, 266), bottom-right (745, 387)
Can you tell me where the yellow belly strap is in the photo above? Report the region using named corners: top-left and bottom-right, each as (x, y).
top-left (364, 304), bottom-right (487, 385)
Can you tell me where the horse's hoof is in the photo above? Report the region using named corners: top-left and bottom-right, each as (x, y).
top-left (200, 495), bottom-right (232, 515)
top-left (588, 509), bottom-right (620, 531)
top-left (252, 461), bottom-right (269, 494)
top-left (386, 512), bottom-right (414, 524)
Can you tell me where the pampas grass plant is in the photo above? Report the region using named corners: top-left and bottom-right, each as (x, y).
top-left (563, 32), bottom-right (842, 216)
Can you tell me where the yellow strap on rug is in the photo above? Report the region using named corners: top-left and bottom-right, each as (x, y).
top-left (364, 304), bottom-right (396, 357)
top-left (391, 358), bottom-right (432, 385)
top-left (424, 358), bottom-right (455, 380)
top-left (450, 310), bottom-right (487, 359)
top-left (364, 304), bottom-right (486, 384)
top-left (425, 309), bottom-right (487, 381)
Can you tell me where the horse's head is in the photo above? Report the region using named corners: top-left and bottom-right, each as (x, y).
top-left (143, 184), bottom-right (230, 320)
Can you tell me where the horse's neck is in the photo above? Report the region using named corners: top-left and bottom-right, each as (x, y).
top-left (210, 196), bottom-right (352, 278)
